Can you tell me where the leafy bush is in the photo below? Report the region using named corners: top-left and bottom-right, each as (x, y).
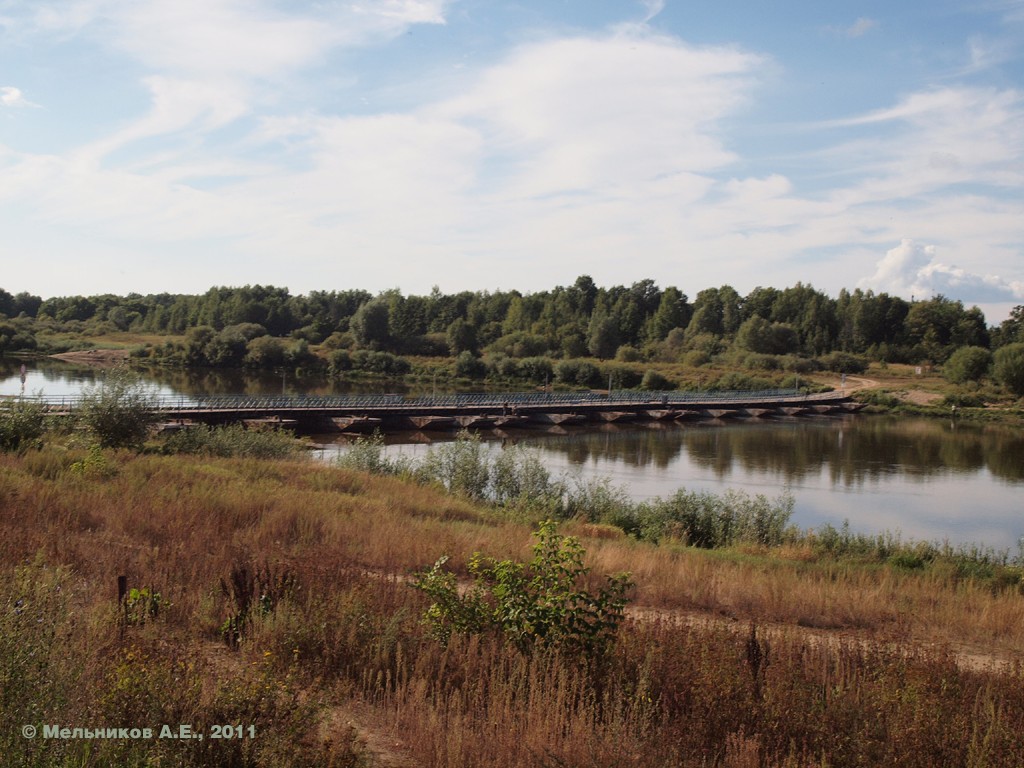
top-left (818, 351), bottom-right (868, 374)
top-left (415, 432), bottom-right (491, 499)
top-left (515, 356), bottom-right (553, 385)
top-left (640, 369), bottom-right (673, 390)
top-left (491, 444), bottom-right (563, 511)
top-left (413, 520), bottom-right (632, 655)
top-left (487, 332), bottom-right (550, 358)
top-left (943, 346), bottom-right (992, 384)
top-left (743, 352), bottom-right (781, 371)
top-left (554, 359), bottom-right (602, 388)
top-left (0, 396), bottom-right (46, 452)
top-left (993, 343), bottom-right (1024, 396)
top-left (708, 372), bottom-right (774, 391)
top-left (335, 432), bottom-right (410, 475)
top-left (683, 349), bottom-right (710, 367)
top-left (162, 423), bottom-right (305, 459)
top-left (453, 350), bottom-right (486, 379)
top-left (614, 345), bottom-right (642, 362)
top-left (637, 489), bottom-right (795, 548)
top-left (77, 366), bottom-right (159, 449)
top-left (600, 363), bottom-right (643, 389)
top-left (349, 349), bottom-right (411, 376)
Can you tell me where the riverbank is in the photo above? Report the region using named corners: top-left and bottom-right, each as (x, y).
top-left (1, 443), bottom-right (1022, 766)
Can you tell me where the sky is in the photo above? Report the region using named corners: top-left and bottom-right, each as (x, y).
top-left (1, 0), bottom-right (1023, 322)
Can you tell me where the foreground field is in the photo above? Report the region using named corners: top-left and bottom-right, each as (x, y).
top-left (1, 446), bottom-right (1022, 767)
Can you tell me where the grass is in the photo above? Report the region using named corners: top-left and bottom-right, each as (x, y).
top-left (1, 440), bottom-right (1023, 766)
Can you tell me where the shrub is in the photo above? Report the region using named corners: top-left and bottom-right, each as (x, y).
top-left (415, 432), bottom-right (490, 500)
top-left (818, 351), bottom-right (869, 374)
top-left (0, 397), bottom-right (46, 453)
top-left (515, 357), bottom-right (554, 385)
top-left (708, 372), bottom-right (774, 392)
top-left (743, 352), bottom-right (781, 371)
top-left (453, 350), bottom-right (486, 379)
top-left (554, 359), bottom-right (602, 388)
top-left (638, 489), bottom-right (795, 548)
top-left (413, 520), bottom-right (633, 655)
top-left (600, 363), bottom-right (643, 389)
top-left (943, 346), bottom-right (992, 384)
top-left (640, 369), bottom-right (673, 390)
top-left (162, 423), bottom-right (305, 459)
top-left (993, 343), bottom-right (1024, 396)
top-left (683, 349), bottom-right (710, 367)
top-left (614, 345), bottom-right (642, 362)
top-left (349, 349), bottom-right (411, 376)
top-left (77, 365), bottom-right (159, 449)
top-left (487, 332), bottom-right (550, 359)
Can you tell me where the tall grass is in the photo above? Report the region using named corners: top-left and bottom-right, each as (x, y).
top-left (337, 433), bottom-right (1022, 575)
top-left (1, 446), bottom-right (1022, 766)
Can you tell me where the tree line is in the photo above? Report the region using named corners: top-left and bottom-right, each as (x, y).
top-left (2, 278), bottom-right (1023, 378)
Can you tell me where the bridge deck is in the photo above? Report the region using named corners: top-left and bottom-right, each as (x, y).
top-left (13, 388), bottom-right (858, 432)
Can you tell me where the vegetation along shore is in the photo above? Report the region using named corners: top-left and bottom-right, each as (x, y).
top-left (1, 378), bottom-right (1022, 766)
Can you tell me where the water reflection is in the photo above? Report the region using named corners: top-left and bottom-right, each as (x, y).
top-left (4, 357), bottom-right (1023, 548)
top-left (527, 417), bottom-right (1024, 485)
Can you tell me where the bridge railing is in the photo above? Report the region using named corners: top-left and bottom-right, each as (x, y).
top-left (10, 387), bottom-right (806, 413)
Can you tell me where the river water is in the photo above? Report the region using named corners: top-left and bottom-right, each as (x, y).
top-left (3, 358), bottom-right (1022, 552)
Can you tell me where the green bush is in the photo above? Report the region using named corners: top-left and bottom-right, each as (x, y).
top-left (413, 520), bottom-right (632, 655)
top-left (943, 346), bottom-right (992, 384)
top-left (77, 366), bottom-right (159, 449)
top-left (0, 397), bottom-right (46, 452)
top-left (683, 349), bottom-right (710, 367)
top-left (818, 351), bottom-right (869, 374)
top-left (515, 356), bottom-right (554, 385)
top-left (162, 423), bottom-right (306, 459)
top-left (554, 359), bottom-right (602, 388)
top-left (453, 350), bottom-right (486, 379)
top-left (637, 489), bottom-right (795, 548)
top-left (640, 369), bottom-right (673, 390)
top-left (993, 343), bottom-right (1024, 396)
top-left (349, 349), bottom-right (411, 376)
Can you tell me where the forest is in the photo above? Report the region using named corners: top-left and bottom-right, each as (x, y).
top-left (2, 278), bottom-right (1023, 390)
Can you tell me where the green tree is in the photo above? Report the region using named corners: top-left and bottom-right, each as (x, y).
top-left (349, 298), bottom-right (391, 350)
top-left (588, 313), bottom-right (620, 359)
top-left (646, 286), bottom-right (690, 342)
top-left (78, 366), bottom-right (159, 449)
top-left (943, 346), bottom-right (992, 385)
top-left (993, 306), bottom-right (1024, 348)
top-left (993, 343), bottom-right (1024, 396)
top-left (446, 317), bottom-right (478, 355)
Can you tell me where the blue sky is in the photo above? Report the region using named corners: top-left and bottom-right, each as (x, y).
top-left (1, 0), bottom-right (1022, 322)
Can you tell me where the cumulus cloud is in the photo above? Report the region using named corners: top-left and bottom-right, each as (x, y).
top-left (859, 240), bottom-right (1024, 302)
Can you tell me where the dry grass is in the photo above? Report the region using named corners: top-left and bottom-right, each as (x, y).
top-left (1, 447), bottom-right (1023, 767)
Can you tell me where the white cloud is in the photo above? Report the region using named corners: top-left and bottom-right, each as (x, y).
top-left (0, 4), bottom-right (1021, 309)
top-left (435, 31), bottom-right (760, 199)
top-left (639, 0), bottom-right (666, 23)
top-left (0, 85), bottom-right (37, 107)
top-left (845, 17), bottom-right (878, 38)
top-left (859, 239), bottom-right (1024, 302)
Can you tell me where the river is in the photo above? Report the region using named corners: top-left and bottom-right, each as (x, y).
top-left (3, 358), bottom-right (1022, 552)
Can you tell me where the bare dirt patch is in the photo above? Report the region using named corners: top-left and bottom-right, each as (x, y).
top-left (898, 389), bottom-right (943, 405)
top-left (50, 348), bottom-right (130, 366)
